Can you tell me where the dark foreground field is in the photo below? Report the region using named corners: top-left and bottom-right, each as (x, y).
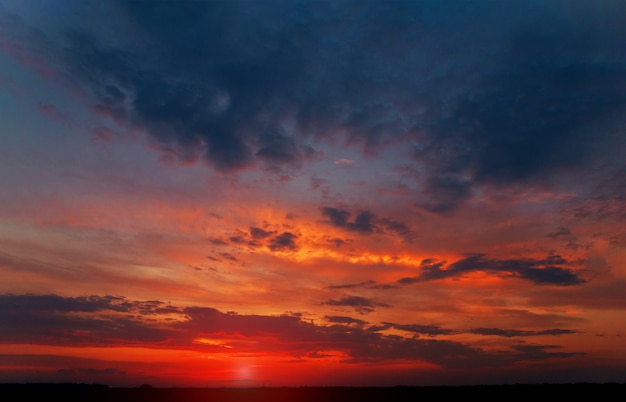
top-left (1, 383), bottom-right (624, 401)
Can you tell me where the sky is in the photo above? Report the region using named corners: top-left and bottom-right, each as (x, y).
top-left (0, 0), bottom-right (625, 388)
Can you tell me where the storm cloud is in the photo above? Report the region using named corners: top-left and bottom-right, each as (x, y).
top-left (3, 0), bottom-right (624, 212)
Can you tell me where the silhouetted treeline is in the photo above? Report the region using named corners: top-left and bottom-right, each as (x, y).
top-left (1, 383), bottom-right (624, 401)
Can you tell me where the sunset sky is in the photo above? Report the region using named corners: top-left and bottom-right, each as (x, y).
top-left (1, 0), bottom-right (625, 387)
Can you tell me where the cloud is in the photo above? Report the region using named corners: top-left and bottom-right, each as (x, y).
top-left (255, 130), bottom-right (317, 172)
top-left (397, 254), bottom-right (585, 286)
top-left (322, 296), bottom-right (388, 315)
top-left (328, 280), bottom-right (378, 290)
top-left (379, 218), bottom-right (415, 242)
top-left (469, 328), bottom-right (579, 338)
top-left (209, 238), bottom-right (229, 246)
top-left (0, 294), bottom-right (180, 315)
top-left (0, 294), bottom-right (180, 345)
top-left (327, 237), bottom-right (352, 248)
top-left (545, 227), bottom-right (588, 251)
top-left (379, 323), bottom-right (579, 339)
top-left (565, 169), bottom-right (626, 223)
top-left (180, 305), bottom-right (503, 367)
top-left (209, 225), bottom-right (299, 253)
top-left (219, 252), bottom-right (239, 262)
top-left (4, 1), bottom-right (625, 211)
top-left (0, 294), bottom-right (583, 370)
top-left (509, 344), bottom-right (584, 360)
top-left (249, 226), bottom-right (275, 240)
top-left (321, 207), bottom-right (371, 234)
top-left (320, 207), bottom-right (414, 240)
top-left (325, 315), bottom-right (368, 327)
top-left (415, 175), bottom-right (472, 214)
top-left (41, 1), bottom-right (327, 173)
top-left (267, 232), bottom-right (298, 252)
top-left (386, 323), bottom-right (457, 337)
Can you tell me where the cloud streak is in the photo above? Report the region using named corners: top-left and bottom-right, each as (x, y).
top-left (322, 296), bottom-right (389, 315)
top-left (0, 294), bottom-right (583, 370)
top-left (397, 254), bottom-right (585, 286)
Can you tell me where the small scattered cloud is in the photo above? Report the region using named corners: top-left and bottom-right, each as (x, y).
top-left (219, 252), bottom-right (238, 263)
top-left (322, 296), bottom-right (389, 315)
top-left (210, 225), bottom-right (300, 253)
top-left (267, 232), bottom-right (298, 252)
top-left (325, 315), bottom-right (368, 327)
top-left (249, 226), bottom-right (275, 240)
top-left (321, 207), bottom-right (375, 234)
top-left (320, 207), bottom-right (414, 241)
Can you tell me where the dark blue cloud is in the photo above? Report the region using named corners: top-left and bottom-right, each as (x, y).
top-left (0, 294), bottom-right (179, 345)
top-left (249, 226), bottom-right (275, 240)
top-left (0, 294), bottom-right (180, 315)
top-left (211, 225), bottom-right (299, 251)
top-left (397, 254), bottom-right (585, 286)
top-left (320, 206), bottom-right (414, 240)
top-left (322, 295), bottom-right (389, 315)
top-left (4, 0), bottom-right (625, 210)
top-left (416, 176), bottom-right (472, 214)
top-left (321, 207), bottom-right (376, 234)
top-left (429, 32), bottom-right (626, 183)
top-left (321, 207), bottom-right (351, 228)
top-left (268, 232), bottom-right (299, 252)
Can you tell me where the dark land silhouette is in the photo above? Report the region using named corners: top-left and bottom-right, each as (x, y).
top-left (1, 382), bottom-right (624, 401)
